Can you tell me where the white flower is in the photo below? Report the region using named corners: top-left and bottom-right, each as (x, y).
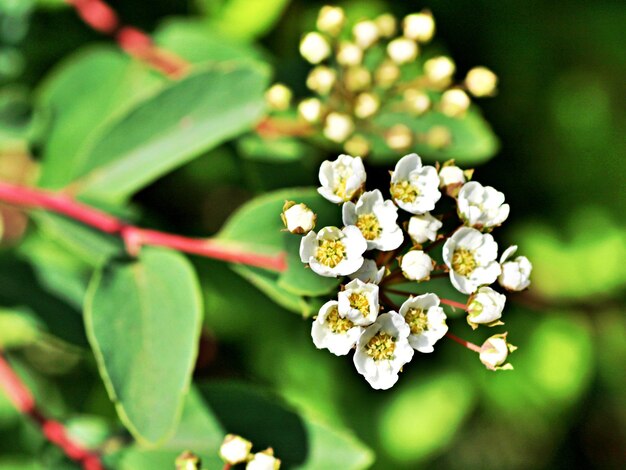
top-left (281, 201), bottom-right (316, 234)
top-left (466, 66), bottom-right (498, 97)
top-left (297, 98), bottom-right (322, 123)
top-left (342, 190), bottom-right (403, 251)
top-left (353, 20), bottom-right (379, 49)
top-left (353, 312), bottom-right (414, 390)
top-left (407, 212), bottom-right (442, 244)
top-left (403, 11), bottom-right (435, 42)
top-left (265, 83), bottom-right (292, 111)
top-left (354, 92), bottom-right (380, 119)
top-left (337, 41), bottom-right (363, 66)
top-left (399, 294), bottom-right (448, 353)
top-left (400, 250), bottom-right (434, 282)
top-left (317, 5), bottom-right (345, 36)
top-left (220, 434), bottom-right (252, 464)
top-left (306, 66), bottom-right (336, 94)
top-left (317, 154), bottom-right (365, 203)
top-left (467, 286), bottom-right (506, 329)
top-left (246, 450), bottom-right (281, 470)
top-left (440, 88), bottom-right (471, 117)
top-left (424, 56), bottom-right (455, 87)
top-left (387, 38), bottom-right (418, 64)
top-left (442, 227), bottom-right (501, 294)
top-left (300, 32), bottom-right (331, 64)
top-left (375, 13), bottom-right (397, 37)
top-left (338, 278), bottom-right (380, 326)
top-left (390, 153), bottom-right (441, 214)
top-left (498, 245), bottom-right (532, 291)
top-left (300, 226), bottom-right (367, 277)
top-left (349, 259), bottom-right (385, 284)
top-left (439, 164), bottom-right (466, 188)
top-left (323, 112), bottom-right (355, 143)
top-left (311, 300), bottom-right (364, 356)
top-left (479, 333), bottom-right (516, 371)
top-left (344, 135), bottom-right (370, 157)
top-left (385, 124), bottom-right (413, 151)
top-left (404, 88), bottom-right (430, 115)
top-left (457, 181), bottom-right (510, 230)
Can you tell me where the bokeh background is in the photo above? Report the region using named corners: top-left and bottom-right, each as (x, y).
top-left (1, 1), bottom-right (624, 469)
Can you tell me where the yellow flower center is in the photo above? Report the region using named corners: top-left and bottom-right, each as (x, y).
top-left (390, 180), bottom-right (420, 203)
top-left (404, 308), bottom-right (428, 335)
top-left (349, 292), bottom-right (370, 317)
top-left (452, 248), bottom-right (477, 276)
top-left (365, 332), bottom-right (396, 361)
top-left (335, 177), bottom-right (348, 200)
top-left (356, 213), bottom-right (381, 241)
top-left (326, 306), bottom-right (354, 334)
top-left (316, 239), bottom-right (346, 268)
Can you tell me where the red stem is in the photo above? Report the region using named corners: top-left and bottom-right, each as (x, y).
top-left (0, 352), bottom-right (104, 470)
top-left (439, 298), bottom-right (467, 310)
top-left (0, 182), bottom-right (287, 272)
top-left (445, 332), bottom-right (481, 353)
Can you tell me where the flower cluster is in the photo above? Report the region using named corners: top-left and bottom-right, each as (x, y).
top-left (219, 434), bottom-right (281, 469)
top-left (283, 154), bottom-right (532, 389)
top-left (265, 5), bottom-right (498, 156)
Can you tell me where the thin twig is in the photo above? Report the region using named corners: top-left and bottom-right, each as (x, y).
top-left (445, 332), bottom-right (481, 353)
top-left (0, 182), bottom-right (287, 272)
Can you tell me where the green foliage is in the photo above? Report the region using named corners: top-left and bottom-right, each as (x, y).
top-left (84, 248), bottom-right (203, 444)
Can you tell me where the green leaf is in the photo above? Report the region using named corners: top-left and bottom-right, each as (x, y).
top-left (206, 0), bottom-right (291, 41)
top-left (369, 108), bottom-right (499, 165)
top-left (237, 133), bottom-right (317, 163)
top-left (84, 248), bottom-right (203, 444)
top-left (37, 47), bottom-right (163, 189)
top-left (74, 61), bottom-right (269, 202)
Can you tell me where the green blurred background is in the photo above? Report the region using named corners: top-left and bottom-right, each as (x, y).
top-left (1, 0), bottom-right (624, 468)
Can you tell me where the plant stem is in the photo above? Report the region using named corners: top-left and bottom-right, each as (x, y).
top-left (0, 352), bottom-right (104, 470)
top-left (445, 332), bottom-right (482, 353)
top-left (439, 298), bottom-right (467, 310)
top-left (0, 182), bottom-right (287, 272)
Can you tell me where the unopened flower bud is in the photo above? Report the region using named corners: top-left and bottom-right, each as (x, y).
top-left (265, 83), bottom-right (292, 111)
top-left (337, 42), bottom-right (363, 66)
top-left (354, 92), bottom-right (379, 119)
top-left (298, 98), bottom-right (323, 123)
top-left (353, 20), bottom-right (379, 49)
top-left (400, 250), bottom-right (434, 281)
top-left (281, 201), bottom-right (317, 234)
top-left (426, 125), bottom-right (452, 149)
top-left (404, 88), bottom-right (430, 115)
top-left (246, 449), bottom-right (281, 470)
top-left (375, 13), bottom-right (397, 38)
top-left (344, 66), bottom-right (371, 92)
top-left (479, 333), bottom-right (516, 370)
top-left (407, 212), bottom-right (442, 244)
top-left (317, 5), bottom-right (345, 36)
top-left (324, 112), bottom-right (354, 143)
top-left (375, 61), bottom-right (400, 88)
top-left (300, 32), bottom-right (331, 64)
top-left (440, 88), bottom-right (471, 117)
top-left (385, 124), bottom-right (413, 151)
top-left (306, 65), bottom-right (336, 95)
top-left (439, 161), bottom-right (466, 188)
top-left (467, 286), bottom-right (506, 329)
top-left (424, 56), bottom-right (455, 88)
top-left (220, 434), bottom-right (252, 465)
top-left (466, 66), bottom-right (498, 97)
top-left (403, 11), bottom-right (435, 42)
top-left (344, 135), bottom-right (370, 157)
top-left (387, 37), bottom-right (418, 64)
top-left (176, 451), bottom-right (201, 470)
top-left (498, 246), bottom-right (532, 291)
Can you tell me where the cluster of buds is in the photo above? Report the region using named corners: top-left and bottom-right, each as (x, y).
top-left (219, 434), bottom-right (281, 469)
top-left (265, 5), bottom-right (498, 157)
top-left (282, 154), bottom-right (531, 389)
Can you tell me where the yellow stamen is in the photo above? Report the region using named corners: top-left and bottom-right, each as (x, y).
top-left (452, 248), bottom-right (477, 276)
top-left (365, 332), bottom-right (395, 361)
top-left (326, 306), bottom-right (354, 333)
top-left (316, 239), bottom-right (346, 268)
top-left (349, 292), bottom-right (370, 316)
top-left (390, 180), bottom-right (419, 203)
top-left (356, 213), bottom-right (381, 240)
top-left (404, 308), bottom-right (428, 335)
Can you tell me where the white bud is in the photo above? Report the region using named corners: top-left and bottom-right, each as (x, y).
top-left (353, 20), bottom-right (379, 49)
top-left (426, 125), bottom-right (452, 149)
top-left (407, 213), bottom-right (442, 244)
top-left (354, 93), bottom-right (380, 119)
top-left (385, 124), bottom-right (413, 150)
top-left (317, 5), bottom-right (345, 36)
top-left (300, 32), bottom-right (331, 64)
top-left (467, 286), bottom-right (506, 329)
top-left (323, 112), bottom-right (354, 143)
top-left (265, 83), bottom-right (292, 111)
top-left (282, 201), bottom-right (316, 234)
top-left (375, 60), bottom-right (400, 88)
top-left (466, 66), bottom-right (498, 97)
top-left (479, 333), bottom-right (516, 370)
top-left (306, 66), bottom-right (336, 95)
top-left (403, 11), bottom-right (435, 42)
top-left (387, 37), bottom-right (418, 64)
top-left (439, 163), bottom-right (466, 188)
top-left (246, 449), bottom-right (281, 470)
top-left (424, 56), bottom-right (455, 88)
top-left (220, 434), bottom-right (252, 465)
top-left (404, 89), bottom-right (430, 115)
top-left (375, 13), bottom-right (397, 38)
top-left (400, 250), bottom-right (434, 281)
top-left (337, 41), bottom-right (363, 66)
top-left (344, 135), bottom-right (370, 157)
top-left (344, 66), bottom-right (371, 92)
top-left (298, 98), bottom-right (322, 123)
top-left (440, 88), bottom-right (471, 117)
top-left (499, 246), bottom-right (532, 291)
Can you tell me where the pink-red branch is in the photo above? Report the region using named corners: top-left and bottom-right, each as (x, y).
top-left (0, 352), bottom-right (104, 470)
top-left (439, 298), bottom-right (468, 310)
top-left (445, 332), bottom-right (482, 353)
top-left (0, 182), bottom-right (287, 272)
